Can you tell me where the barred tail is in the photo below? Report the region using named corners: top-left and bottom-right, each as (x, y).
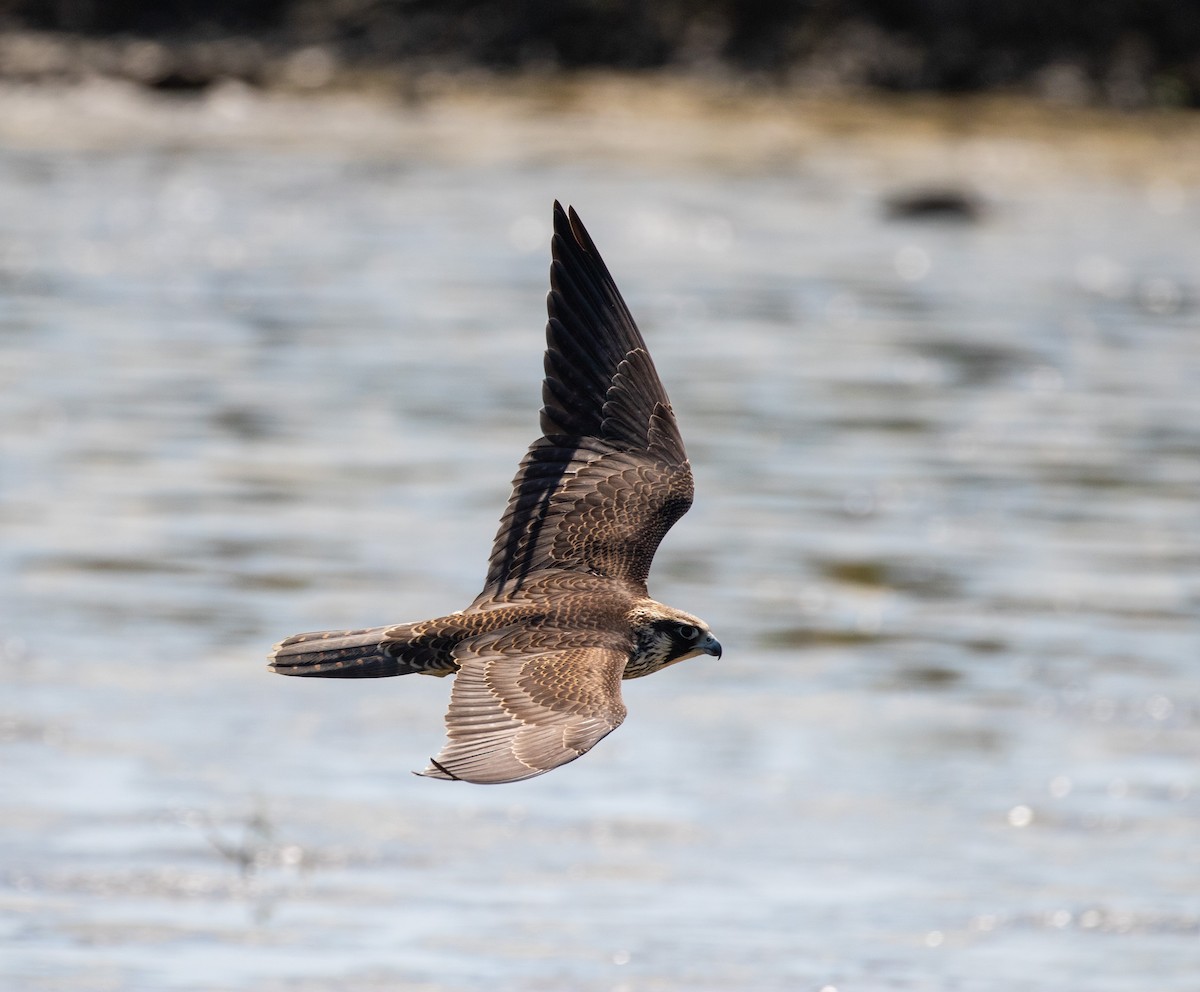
top-left (269, 625), bottom-right (420, 678)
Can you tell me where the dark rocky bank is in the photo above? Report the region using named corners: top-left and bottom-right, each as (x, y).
top-left (1, 0), bottom-right (1198, 107)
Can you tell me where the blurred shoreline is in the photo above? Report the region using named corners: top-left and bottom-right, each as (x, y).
top-left (2, 66), bottom-right (1199, 187)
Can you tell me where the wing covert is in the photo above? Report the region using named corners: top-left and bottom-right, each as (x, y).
top-left (417, 628), bottom-right (629, 784)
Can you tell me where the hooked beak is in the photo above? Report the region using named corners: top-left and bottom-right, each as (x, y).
top-left (698, 632), bottom-right (723, 659)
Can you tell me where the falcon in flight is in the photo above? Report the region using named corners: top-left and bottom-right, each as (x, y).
top-left (269, 201), bottom-right (721, 784)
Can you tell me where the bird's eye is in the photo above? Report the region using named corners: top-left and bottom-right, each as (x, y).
top-left (677, 624), bottom-right (698, 640)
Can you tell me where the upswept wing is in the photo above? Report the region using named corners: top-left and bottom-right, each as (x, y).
top-left (417, 628), bottom-right (629, 784)
top-left (482, 202), bottom-right (693, 598)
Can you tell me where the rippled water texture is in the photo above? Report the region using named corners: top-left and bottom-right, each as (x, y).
top-left (2, 81), bottom-right (1198, 991)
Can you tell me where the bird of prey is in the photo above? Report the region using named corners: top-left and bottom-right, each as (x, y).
top-left (269, 201), bottom-right (721, 784)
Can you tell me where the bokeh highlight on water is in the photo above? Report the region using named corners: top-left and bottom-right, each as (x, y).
top-left (1, 82), bottom-right (1198, 991)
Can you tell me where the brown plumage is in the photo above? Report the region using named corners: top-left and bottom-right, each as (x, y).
top-left (269, 202), bottom-right (721, 784)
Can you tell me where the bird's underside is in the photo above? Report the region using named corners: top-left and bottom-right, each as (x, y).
top-left (269, 202), bottom-right (721, 784)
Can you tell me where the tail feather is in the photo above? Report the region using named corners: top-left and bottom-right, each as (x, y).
top-left (269, 625), bottom-right (419, 678)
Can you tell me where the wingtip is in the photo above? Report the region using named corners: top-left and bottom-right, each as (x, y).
top-left (551, 200), bottom-right (572, 244)
top-left (552, 200), bottom-right (592, 245)
top-left (415, 756), bottom-right (461, 781)
top-left (566, 204), bottom-right (586, 245)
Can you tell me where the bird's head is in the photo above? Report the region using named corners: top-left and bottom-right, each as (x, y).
top-left (625, 601), bottom-right (722, 679)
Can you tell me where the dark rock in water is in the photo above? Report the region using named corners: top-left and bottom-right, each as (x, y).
top-left (146, 70), bottom-right (216, 92)
top-left (884, 187), bottom-right (983, 222)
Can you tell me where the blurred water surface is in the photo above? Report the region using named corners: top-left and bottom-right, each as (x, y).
top-left (1, 82), bottom-right (1199, 992)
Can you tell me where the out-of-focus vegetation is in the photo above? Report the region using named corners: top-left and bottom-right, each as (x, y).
top-left (0, 0), bottom-right (1198, 107)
